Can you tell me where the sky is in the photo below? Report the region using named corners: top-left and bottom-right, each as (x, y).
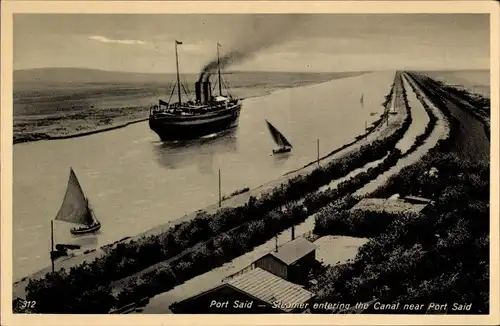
top-left (13, 14), bottom-right (490, 73)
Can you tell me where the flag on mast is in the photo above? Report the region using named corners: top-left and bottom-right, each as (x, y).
top-left (176, 40), bottom-right (183, 45)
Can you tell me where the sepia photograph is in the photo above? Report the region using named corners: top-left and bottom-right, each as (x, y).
top-left (1, 1), bottom-right (498, 325)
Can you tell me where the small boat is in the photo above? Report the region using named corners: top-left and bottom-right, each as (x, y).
top-left (50, 248), bottom-right (68, 260)
top-left (54, 167), bottom-right (101, 236)
top-left (51, 244), bottom-right (82, 260)
top-left (55, 244), bottom-right (81, 251)
top-left (389, 92), bottom-right (398, 115)
top-left (265, 120), bottom-right (292, 154)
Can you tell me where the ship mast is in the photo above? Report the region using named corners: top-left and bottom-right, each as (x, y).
top-left (175, 40), bottom-right (182, 105)
top-left (217, 42), bottom-right (222, 96)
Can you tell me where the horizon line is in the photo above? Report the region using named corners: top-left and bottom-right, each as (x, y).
top-left (13, 66), bottom-right (490, 75)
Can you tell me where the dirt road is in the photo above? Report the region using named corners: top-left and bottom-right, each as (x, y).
top-left (408, 73), bottom-right (489, 163)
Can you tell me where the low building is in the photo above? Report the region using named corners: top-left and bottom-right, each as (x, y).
top-left (349, 197), bottom-right (432, 215)
top-left (254, 237), bottom-right (317, 286)
top-left (170, 267), bottom-right (315, 314)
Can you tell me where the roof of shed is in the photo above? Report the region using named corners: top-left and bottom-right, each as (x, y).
top-left (263, 237), bottom-right (317, 266)
top-left (228, 268), bottom-right (314, 312)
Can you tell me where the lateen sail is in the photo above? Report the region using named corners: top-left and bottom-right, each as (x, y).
top-left (266, 120), bottom-right (292, 148)
top-left (54, 168), bottom-right (95, 226)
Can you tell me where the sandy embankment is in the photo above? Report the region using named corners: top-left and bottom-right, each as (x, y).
top-left (394, 77), bottom-right (430, 154)
top-left (14, 117), bottom-right (150, 144)
top-left (354, 74), bottom-right (450, 197)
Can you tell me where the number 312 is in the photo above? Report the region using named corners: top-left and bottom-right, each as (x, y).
top-left (20, 300), bottom-right (36, 309)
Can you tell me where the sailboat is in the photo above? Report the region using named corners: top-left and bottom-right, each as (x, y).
top-left (266, 120), bottom-right (293, 154)
top-left (54, 167), bottom-right (101, 236)
top-left (389, 91), bottom-right (397, 115)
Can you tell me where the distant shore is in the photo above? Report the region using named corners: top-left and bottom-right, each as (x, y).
top-left (13, 117), bottom-right (149, 144)
top-left (13, 76), bottom-right (357, 145)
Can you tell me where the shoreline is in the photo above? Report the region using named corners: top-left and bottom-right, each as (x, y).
top-left (13, 117), bottom-right (149, 145)
top-left (285, 118), bottom-right (383, 176)
top-left (13, 77), bottom-right (350, 146)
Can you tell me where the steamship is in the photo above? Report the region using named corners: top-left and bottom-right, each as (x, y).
top-left (149, 41), bottom-right (242, 141)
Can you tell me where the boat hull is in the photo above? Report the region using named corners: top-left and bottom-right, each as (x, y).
top-left (273, 147), bottom-right (292, 154)
top-left (70, 222), bottom-right (101, 235)
top-left (50, 250), bottom-right (68, 260)
top-left (149, 104), bottom-right (241, 141)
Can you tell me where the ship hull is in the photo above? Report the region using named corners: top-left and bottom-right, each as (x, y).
top-left (149, 104), bottom-right (242, 141)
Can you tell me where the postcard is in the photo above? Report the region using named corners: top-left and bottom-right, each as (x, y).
top-left (1, 1), bottom-right (498, 325)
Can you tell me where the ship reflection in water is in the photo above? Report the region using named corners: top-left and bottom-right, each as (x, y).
top-left (151, 127), bottom-right (238, 173)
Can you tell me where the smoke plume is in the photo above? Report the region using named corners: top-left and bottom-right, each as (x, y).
top-left (199, 14), bottom-right (302, 83)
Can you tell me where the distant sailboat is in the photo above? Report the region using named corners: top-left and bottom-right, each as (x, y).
top-left (54, 167), bottom-right (101, 236)
top-left (266, 120), bottom-right (292, 154)
top-left (360, 94), bottom-right (364, 108)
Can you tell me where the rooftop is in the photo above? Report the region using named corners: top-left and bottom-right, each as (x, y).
top-left (350, 198), bottom-right (428, 214)
top-left (228, 268), bottom-right (314, 312)
top-left (266, 237), bottom-right (317, 266)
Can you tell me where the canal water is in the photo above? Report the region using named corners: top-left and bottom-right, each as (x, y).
top-left (13, 71), bottom-right (395, 279)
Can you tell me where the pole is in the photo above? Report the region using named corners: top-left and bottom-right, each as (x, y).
top-left (175, 41), bottom-right (182, 105)
top-left (218, 169), bottom-right (221, 207)
top-left (275, 235), bottom-right (278, 252)
top-left (217, 42), bottom-right (222, 96)
top-left (50, 220), bottom-right (55, 273)
top-left (317, 139), bottom-right (320, 167)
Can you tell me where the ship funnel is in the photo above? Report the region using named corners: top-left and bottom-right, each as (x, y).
top-left (203, 81), bottom-right (212, 104)
top-left (195, 81), bottom-right (202, 103)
